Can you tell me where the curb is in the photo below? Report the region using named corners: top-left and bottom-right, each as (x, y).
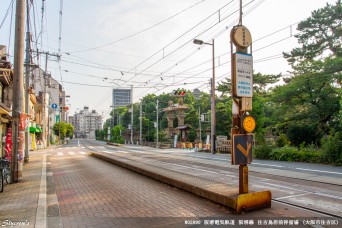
top-left (91, 152), bottom-right (271, 213)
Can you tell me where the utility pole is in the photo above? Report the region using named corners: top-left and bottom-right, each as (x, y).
top-left (130, 85), bottom-right (133, 144)
top-left (199, 106), bottom-right (201, 142)
top-left (38, 51), bottom-right (60, 146)
top-left (24, 0), bottom-right (30, 162)
top-left (210, 39), bottom-right (216, 154)
top-left (12, 0), bottom-right (26, 182)
top-left (139, 101), bottom-right (142, 145)
top-left (156, 99), bottom-right (159, 148)
top-left (42, 52), bottom-right (48, 148)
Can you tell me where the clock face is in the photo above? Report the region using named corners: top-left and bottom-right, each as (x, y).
top-left (242, 115), bottom-right (256, 133)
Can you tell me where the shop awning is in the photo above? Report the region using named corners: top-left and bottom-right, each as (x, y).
top-left (29, 127), bottom-right (37, 133)
top-left (29, 127), bottom-right (42, 133)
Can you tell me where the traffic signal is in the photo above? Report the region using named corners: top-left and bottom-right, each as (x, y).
top-left (173, 89), bottom-right (186, 96)
top-left (60, 106), bottom-right (69, 111)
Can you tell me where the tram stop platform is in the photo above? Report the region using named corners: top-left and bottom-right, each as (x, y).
top-left (91, 151), bottom-right (271, 214)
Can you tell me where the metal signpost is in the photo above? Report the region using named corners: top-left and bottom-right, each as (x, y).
top-left (229, 0), bottom-right (271, 212)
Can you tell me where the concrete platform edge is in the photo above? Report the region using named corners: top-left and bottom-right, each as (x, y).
top-left (91, 152), bottom-right (271, 213)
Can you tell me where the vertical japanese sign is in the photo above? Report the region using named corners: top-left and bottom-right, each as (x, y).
top-left (18, 114), bottom-right (28, 163)
top-left (19, 114), bottom-right (29, 130)
top-left (233, 52), bottom-right (253, 98)
top-left (5, 128), bottom-right (12, 161)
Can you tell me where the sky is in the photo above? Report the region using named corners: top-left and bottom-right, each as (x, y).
top-left (0, 0), bottom-right (338, 120)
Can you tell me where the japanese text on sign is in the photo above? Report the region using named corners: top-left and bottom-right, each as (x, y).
top-left (234, 52), bottom-right (253, 97)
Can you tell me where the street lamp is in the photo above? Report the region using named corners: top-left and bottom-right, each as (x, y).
top-left (193, 38), bottom-right (216, 154)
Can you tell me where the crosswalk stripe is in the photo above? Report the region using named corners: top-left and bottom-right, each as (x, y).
top-left (56, 151), bottom-right (89, 156)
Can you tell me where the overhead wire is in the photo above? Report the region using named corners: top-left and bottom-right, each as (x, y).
top-left (146, 0), bottom-right (261, 85)
top-left (5, 0), bottom-right (15, 58)
top-left (0, 0), bottom-right (14, 30)
top-left (70, 0), bottom-right (208, 53)
top-left (54, 16), bottom-right (295, 87)
top-left (42, 0), bottom-right (264, 92)
top-left (143, 33), bottom-right (298, 98)
top-left (58, 0), bottom-right (64, 87)
top-left (133, 0), bottom-right (263, 98)
top-left (148, 21), bottom-right (297, 95)
top-left (123, 0), bottom-right (263, 97)
top-left (119, 0), bottom-right (237, 84)
top-left (56, 15), bottom-right (297, 99)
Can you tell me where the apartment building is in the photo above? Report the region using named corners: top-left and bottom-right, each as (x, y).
top-left (72, 107), bottom-right (102, 139)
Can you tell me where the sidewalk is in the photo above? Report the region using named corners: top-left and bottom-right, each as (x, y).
top-left (0, 147), bottom-right (60, 228)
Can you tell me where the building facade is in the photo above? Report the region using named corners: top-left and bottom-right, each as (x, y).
top-left (72, 107), bottom-right (102, 139)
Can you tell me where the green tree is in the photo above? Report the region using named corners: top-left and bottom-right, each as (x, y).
top-left (53, 122), bottom-right (73, 141)
top-left (66, 123), bottom-right (74, 139)
top-left (284, 0), bottom-right (342, 63)
top-left (274, 1), bottom-right (342, 145)
top-left (111, 125), bottom-right (125, 143)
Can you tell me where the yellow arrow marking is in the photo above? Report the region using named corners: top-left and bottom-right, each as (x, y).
top-left (237, 143), bottom-right (252, 157)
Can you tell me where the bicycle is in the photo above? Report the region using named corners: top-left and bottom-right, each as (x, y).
top-left (0, 157), bottom-right (11, 192)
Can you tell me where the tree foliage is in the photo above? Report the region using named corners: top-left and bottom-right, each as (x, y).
top-left (53, 122), bottom-right (74, 140)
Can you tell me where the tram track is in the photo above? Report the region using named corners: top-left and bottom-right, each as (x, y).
top-left (80, 139), bottom-right (342, 218)
top-left (272, 199), bottom-right (342, 219)
top-left (82, 139), bottom-right (342, 188)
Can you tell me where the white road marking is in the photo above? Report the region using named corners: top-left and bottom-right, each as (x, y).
top-left (314, 192), bottom-right (342, 200)
top-left (35, 154), bottom-right (47, 227)
top-left (252, 163), bottom-right (283, 168)
top-left (296, 168), bottom-right (342, 175)
top-left (275, 192), bottom-right (313, 200)
top-left (68, 151), bottom-right (75, 155)
top-left (79, 151), bottom-right (87, 155)
top-left (57, 152), bottom-right (63, 156)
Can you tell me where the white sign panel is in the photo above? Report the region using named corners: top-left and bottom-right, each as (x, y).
top-left (234, 53), bottom-right (253, 97)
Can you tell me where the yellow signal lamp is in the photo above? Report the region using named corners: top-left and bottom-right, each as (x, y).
top-left (241, 114), bottom-right (256, 133)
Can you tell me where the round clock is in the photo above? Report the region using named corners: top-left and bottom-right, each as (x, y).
top-left (242, 115), bottom-right (256, 133)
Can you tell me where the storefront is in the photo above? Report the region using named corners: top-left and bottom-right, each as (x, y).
top-left (29, 124), bottom-right (42, 150)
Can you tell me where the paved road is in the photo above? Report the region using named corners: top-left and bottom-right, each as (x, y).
top-left (79, 139), bottom-right (342, 219)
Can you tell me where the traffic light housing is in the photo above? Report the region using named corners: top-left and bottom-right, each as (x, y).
top-left (173, 89), bottom-right (186, 96)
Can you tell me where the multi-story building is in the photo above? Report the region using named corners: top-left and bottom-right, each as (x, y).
top-left (72, 107), bottom-right (102, 139)
top-left (32, 67), bottom-right (66, 145)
